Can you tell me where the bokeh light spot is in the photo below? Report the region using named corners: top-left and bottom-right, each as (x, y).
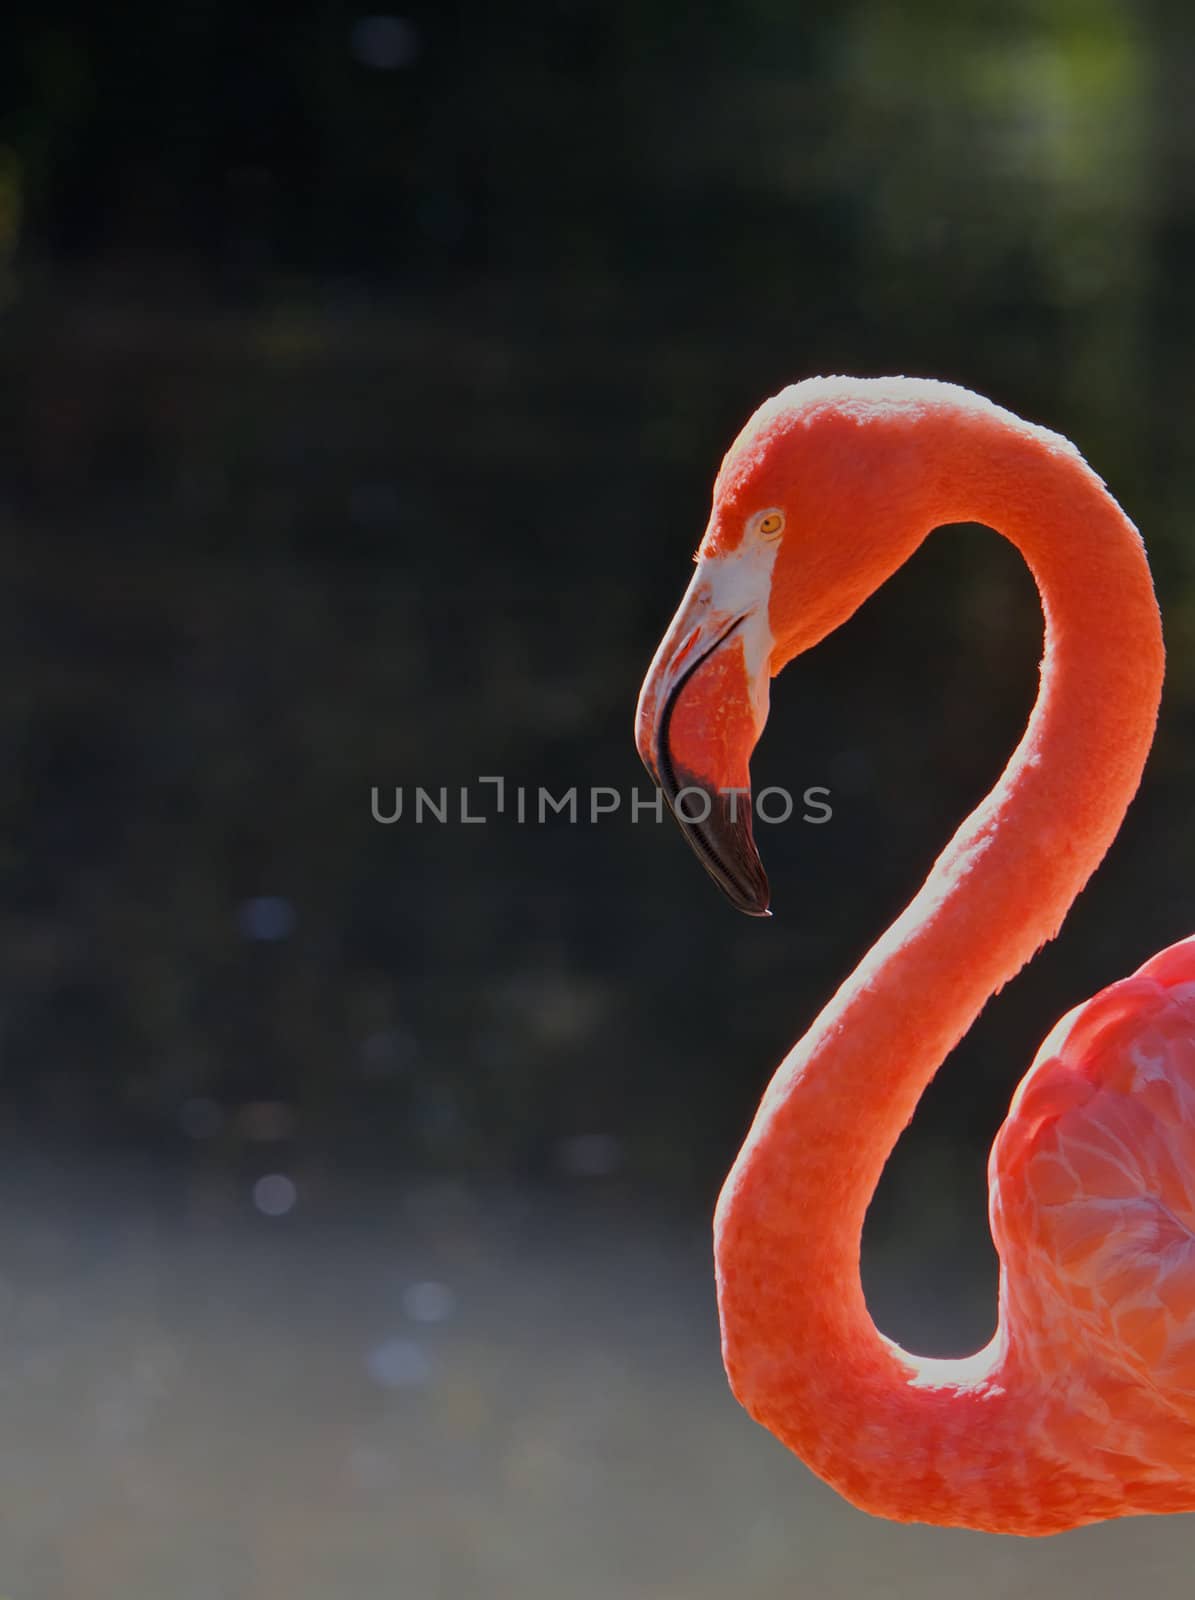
top-left (252, 1173), bottom-right (297, 1217)
top-left (238, 896), bottom-right (296, 942)
top-left (403, 1279), bottom-right (455, 1323)
top-left (350, 15), bottom-right (419, 71)
top-left (366, 1337), bottom-right (430, 1389)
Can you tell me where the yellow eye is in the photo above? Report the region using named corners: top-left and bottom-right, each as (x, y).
top-left (757, 511), bottom-right (784, 538)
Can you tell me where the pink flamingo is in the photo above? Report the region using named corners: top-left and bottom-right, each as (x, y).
top-left (634, 377), bottom-right (1195, 1535)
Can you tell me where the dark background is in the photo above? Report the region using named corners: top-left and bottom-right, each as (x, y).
top-left (1, 4), bottom-right (1194, 1595)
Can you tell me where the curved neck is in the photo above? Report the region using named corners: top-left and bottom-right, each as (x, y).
top-left (713, 423), bottom-right (1165, 1532)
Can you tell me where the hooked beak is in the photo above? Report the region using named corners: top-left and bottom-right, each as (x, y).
top-left (635, 567), bottom-right (771, 916)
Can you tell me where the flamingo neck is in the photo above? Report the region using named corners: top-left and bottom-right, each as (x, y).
top-left (713, 420), bottom-right (1165, 1532)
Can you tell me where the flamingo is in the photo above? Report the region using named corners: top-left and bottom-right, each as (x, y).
top-left (633, 376), bottom-right (1195, 1536)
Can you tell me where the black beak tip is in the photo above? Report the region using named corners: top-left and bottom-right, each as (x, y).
top-left (692, 826), bottom-right (771, 918)
top-left (725, 873), bottom-right (772, 919)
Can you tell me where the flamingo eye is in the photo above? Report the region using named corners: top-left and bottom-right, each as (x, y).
top-left (757, 511), bottom-right (784, 539)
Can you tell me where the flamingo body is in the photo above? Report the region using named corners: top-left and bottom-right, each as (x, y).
top-left (635, 376), bottom-right (1195, 1534)
top-left (989, 937), bottom-right (1195, 1518)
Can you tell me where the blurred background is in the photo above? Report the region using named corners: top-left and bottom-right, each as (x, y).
top-left (1, 1), bottom-right (1194, 1594)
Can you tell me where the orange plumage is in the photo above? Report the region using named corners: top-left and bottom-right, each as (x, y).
top-left (635, 376), bottom-right (1195, 1534)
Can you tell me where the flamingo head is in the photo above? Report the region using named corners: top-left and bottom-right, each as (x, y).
top-left (636, 378), bottom-right (933, 915)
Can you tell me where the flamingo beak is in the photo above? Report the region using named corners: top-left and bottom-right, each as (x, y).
top-left (635, 567), bottom-right (772, 917)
